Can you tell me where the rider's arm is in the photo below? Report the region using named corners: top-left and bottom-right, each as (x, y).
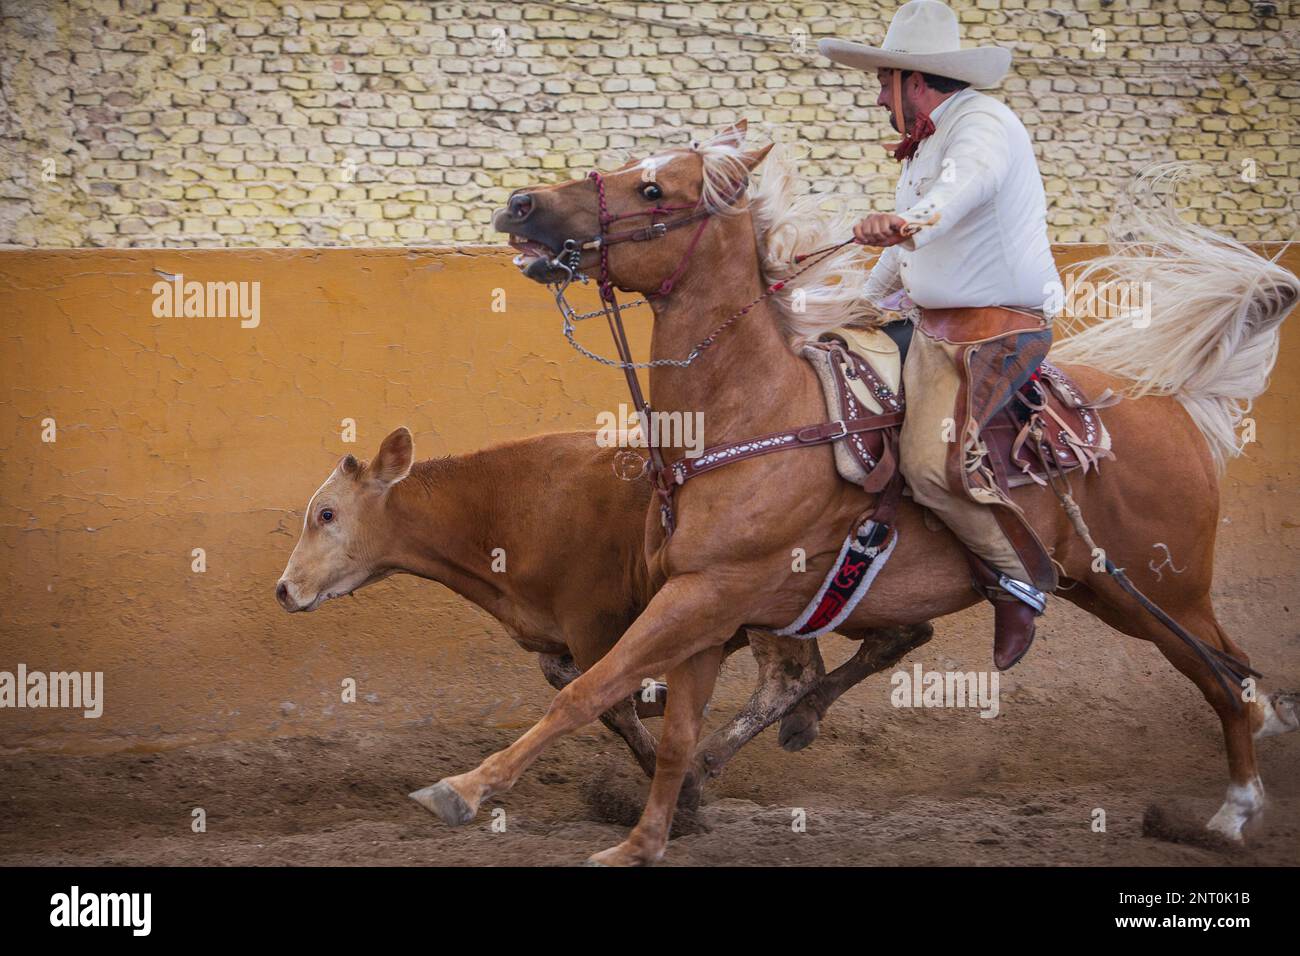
top-left (898, 110), bottom-right (1011, 250)
top-left (862, 245), bottom-right (903, 305)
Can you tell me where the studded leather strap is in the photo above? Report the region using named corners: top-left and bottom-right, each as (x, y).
top-left (655, 411), bottom-right (906, 494)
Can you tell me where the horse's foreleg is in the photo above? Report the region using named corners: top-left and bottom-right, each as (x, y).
top-left (685, 632), bottom-right (824, 803)
top-left (777, 622), bottom-right (935, 751)
top-left (409, 575), bottom-right (742, 827)
top-left (588, 645), bottom-right (725, 866)
top-left (538, 653), bottom-right (658, 778)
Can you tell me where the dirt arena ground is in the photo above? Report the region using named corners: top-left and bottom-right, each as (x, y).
top-left (3, 593), bottom-right (1296, 867)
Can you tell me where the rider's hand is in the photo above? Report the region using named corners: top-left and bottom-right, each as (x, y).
top-left (853, 213), bottom-right (908, 247)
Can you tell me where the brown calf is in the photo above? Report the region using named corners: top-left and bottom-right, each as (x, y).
top-left (276, 427), bottom-right (931, 798)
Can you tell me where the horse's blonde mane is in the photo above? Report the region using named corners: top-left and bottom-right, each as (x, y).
top-left (696, 132), bottom-right (882, 348)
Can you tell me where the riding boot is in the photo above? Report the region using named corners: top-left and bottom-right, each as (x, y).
top-left (963, 549), bottom-right (1045, 671)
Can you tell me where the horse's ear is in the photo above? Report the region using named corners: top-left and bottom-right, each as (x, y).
top-left (713, 118), bottom-right (748, 147)
top-left (369, 426), bottom-right (414, 486)
top-left (741, 142), bottom-right (774, 171)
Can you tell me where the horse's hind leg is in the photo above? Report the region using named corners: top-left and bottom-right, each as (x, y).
top-left (1073, 585), bottom-right (1270, 842)
top-left (777, 622), bottom-right (935, 752)
top-left (538, 653), bottom-right (658, 778)
top-left (1191, 613), bottom-right (1271, 842)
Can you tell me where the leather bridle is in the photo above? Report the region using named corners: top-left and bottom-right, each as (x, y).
top-left (538, 161), bottom-right (931, 535)
top-left (540, 169), bottom-right (755, 531)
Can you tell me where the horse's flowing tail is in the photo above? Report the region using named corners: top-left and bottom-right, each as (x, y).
top-left (1051, 163), bottom-right (1300, 470)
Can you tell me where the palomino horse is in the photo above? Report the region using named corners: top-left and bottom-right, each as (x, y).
top-left (408, 123), bottom-right (1300, 866)
top-left (274, 427), bottom-right (932, 797)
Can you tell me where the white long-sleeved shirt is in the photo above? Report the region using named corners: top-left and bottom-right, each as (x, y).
top-left (862, 88), bottom-right (1060, 312)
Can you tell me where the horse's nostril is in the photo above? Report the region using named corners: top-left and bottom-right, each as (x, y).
top-left (508, 193), bottom-right (534, 220)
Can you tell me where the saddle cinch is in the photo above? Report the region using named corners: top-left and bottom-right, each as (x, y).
top-left (802, 318), bottom-right (1115, 501)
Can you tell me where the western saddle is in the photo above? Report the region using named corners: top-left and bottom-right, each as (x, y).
top-left (802, 317), bottom-right (1113, 503)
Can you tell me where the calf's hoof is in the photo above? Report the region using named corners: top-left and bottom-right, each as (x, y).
top-left (634, 683), bottom-right (669, 719)
top-left (677, 774), bottom-right (703, 812)
top-left (409, 780), bottom-right (477, 826)
top-left (778, 706), bottom-right (821, 752)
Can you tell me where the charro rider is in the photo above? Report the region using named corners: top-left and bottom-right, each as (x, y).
top-left (820, 0), bottom-right (1062, 670)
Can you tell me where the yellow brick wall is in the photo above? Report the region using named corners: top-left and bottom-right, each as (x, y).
top-left (2, 0), bottom-right (1296, 246)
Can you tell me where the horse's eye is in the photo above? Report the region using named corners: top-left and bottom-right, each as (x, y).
top-left (319, 509), bottom-right (334, 523)
top-left (641, 182), bottom-right (663, 201)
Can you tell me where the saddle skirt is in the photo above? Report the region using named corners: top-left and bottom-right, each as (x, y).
top-left (801, 326), bottom-right (904, 489)
top-left (802, 321), bottom-right (1115, 496)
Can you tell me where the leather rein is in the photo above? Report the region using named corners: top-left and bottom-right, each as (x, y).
top-left (541, 168), bottom-right (926, 535)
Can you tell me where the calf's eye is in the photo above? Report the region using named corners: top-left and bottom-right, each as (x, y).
top-left (320, 509), bottom-right (334, 523)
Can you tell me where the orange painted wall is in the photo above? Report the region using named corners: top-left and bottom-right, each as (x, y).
top-left (1, 246), bottom-right (1297, 753)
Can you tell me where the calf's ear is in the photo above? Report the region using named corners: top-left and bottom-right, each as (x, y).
top-left (370, 426), bottom-right (414, 486)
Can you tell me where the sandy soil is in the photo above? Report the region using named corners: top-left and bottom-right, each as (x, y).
top-left (2, 597), bottom-right (1296, 867)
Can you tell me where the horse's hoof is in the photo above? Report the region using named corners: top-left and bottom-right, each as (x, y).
top-left (1204, 823), bottom-right (1246, 845)
top-left (778, 708), bottom-right (820, 752)
top-left (586, 842), bottom-right (657, 867)
top-left (408, 780), bottom-right (476, 826)
top-left (1204, 778), bottom-right (1265, 844)
top-left (1142, 802), bottom-right (1238, 850)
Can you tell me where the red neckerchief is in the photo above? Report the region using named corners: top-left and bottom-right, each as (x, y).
top-left (885, 110), bottom-right (936, 163)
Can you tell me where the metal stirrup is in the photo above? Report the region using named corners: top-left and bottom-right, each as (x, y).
top-left (998, 575), bottom-right (1047, 614)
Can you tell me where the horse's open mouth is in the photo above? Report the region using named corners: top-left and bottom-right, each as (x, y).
top-left (508, 235), bottom-right (568, 283)
top-left (509, 235), bottom-right (553, 262)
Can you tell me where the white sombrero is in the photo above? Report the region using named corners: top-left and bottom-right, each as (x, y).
top-left (818, 0), bottom-right (1012, 89)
